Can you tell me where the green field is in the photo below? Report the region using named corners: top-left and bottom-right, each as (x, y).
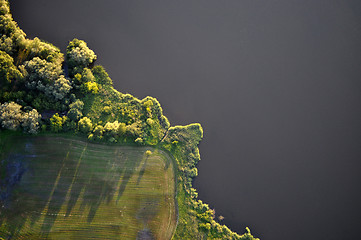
top-left (0, 135), bottom-right (177, 239)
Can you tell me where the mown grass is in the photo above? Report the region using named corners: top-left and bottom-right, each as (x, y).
top-left (0, 134), bottom-right (177, 239)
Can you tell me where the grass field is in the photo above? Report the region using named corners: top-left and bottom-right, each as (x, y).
top-left (0, 134), bottom-right (177, 239)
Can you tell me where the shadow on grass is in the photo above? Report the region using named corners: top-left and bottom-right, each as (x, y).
top-left (116, 152), bottom-right (143, 202)
top-left (0, 136), bottom-right (144, 238)
top-left (136, 156), bottom-right (148, 185)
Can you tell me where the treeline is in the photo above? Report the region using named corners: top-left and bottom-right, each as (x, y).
top-left (0, 0), bottom-right (259, 239)
top-left (0, 0), bottom-right (170, 146)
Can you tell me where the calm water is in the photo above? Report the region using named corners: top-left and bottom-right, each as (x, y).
top-left (10, 1), bottom-right (361, 239)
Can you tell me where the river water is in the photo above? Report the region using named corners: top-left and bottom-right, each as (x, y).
top-left (10, 1), bottom-right (361, 239)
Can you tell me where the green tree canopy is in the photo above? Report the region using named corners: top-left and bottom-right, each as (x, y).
top-left (66, 38), bottom-right (96, 76)
top-left (67, 99), bottom-right (84, 121)
top-left (21, 108), bottom-right (41, 134)
top-left (0, 101), bottom-right (23, 130)
top-left (0, 101), bottom-right (41, 133)
top-left (0, 50), bottom-right (22, 88)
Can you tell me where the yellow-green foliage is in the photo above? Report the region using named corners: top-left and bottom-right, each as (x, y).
top-left (0, 50), bottom-right (22, 90)
top-left (78, 116), bottom-right (93, 133)
top-left (0, 0), bottom-right (26, 58)
top-left (145, 150), bottom-right (152, 156)
top-left (19, 37), bottom-right (64, 65)
top-left (81, 81), bottom-right (99, 94)
top-left (50, 113), bottom-right (67, 133)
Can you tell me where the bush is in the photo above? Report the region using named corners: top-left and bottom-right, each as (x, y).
top-left (49, 113), bottom-right (66, 133)
top-left (93, 125), bottom-right (104, 139)
top-left (103, 121), bottom-right (120, 138)
top-left (92, 65), bottom-right (112, 85)
top-left (102, 106), bottom-right (111, 115)
top-left (81, 81), bottom-right (99, 94)
top-left (69, 99), bottom-right (84, 110)
top-left (78, 117), bottom-right (92, 133)
top-left (67, 108), bottom-right (82, 121)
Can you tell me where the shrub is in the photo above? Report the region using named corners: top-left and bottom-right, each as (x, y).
top-left (67, 99), bottom-right (84, 121)
top-left (81, 81), bottom-right (99, 94)
top-left (67, 108), bottom-right (82, 121)
top-left (93, 125), bottom-right (104, 139)
top-left (78, 117), bottom-right (92, 133)
top-left (50, 113), bottom-right (66, 133)
top-left (102, 106), bottom-right (111, 115)
top-left (92, 65), bottom-right (112, 85)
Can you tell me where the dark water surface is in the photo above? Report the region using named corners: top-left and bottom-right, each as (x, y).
top-left (10, 1), bottom-right (361, 239)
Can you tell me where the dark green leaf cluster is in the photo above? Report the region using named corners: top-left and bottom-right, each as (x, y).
top-left (67, 99), bottom-right (84, 121)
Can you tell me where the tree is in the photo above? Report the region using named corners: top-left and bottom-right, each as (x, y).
top-left (50, 75), bottom-right (72, 100)
top-left (20, 37), bottom-right (64, 64)
top-left (0, 101), bottom-right (23, 130)
top-left (69, 99), bottom-right (84, 110)
top-left (0, 50), bottom-right (22, 88)
top-left (23, 56), bottom-right (71, 101)
top-left (81, 68), bottom-right (95, 83)
top-left (66, 38), bottom-right (96, 76)
top-left (102, 106), bottom-right (111, 115)
top-left (67, 99), bottom-right (84, 121)
top-left (126, 122), bottom-right (141, 138)
top-left (0, 0), bottom-right (26, 57)
top-left (0, 102), bottom-right (41, 133)
top-left (104, 121), bottom-right (120, 138)
top-left (24, 56), bottom-right (61, 84)
top-left (21, 109), bottom-right (41, 134)
top-left (78, 117), bottom-right (92, 133)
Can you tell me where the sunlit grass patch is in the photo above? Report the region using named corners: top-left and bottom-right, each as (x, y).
top-left (0, 135), bottom-right (177, 239)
